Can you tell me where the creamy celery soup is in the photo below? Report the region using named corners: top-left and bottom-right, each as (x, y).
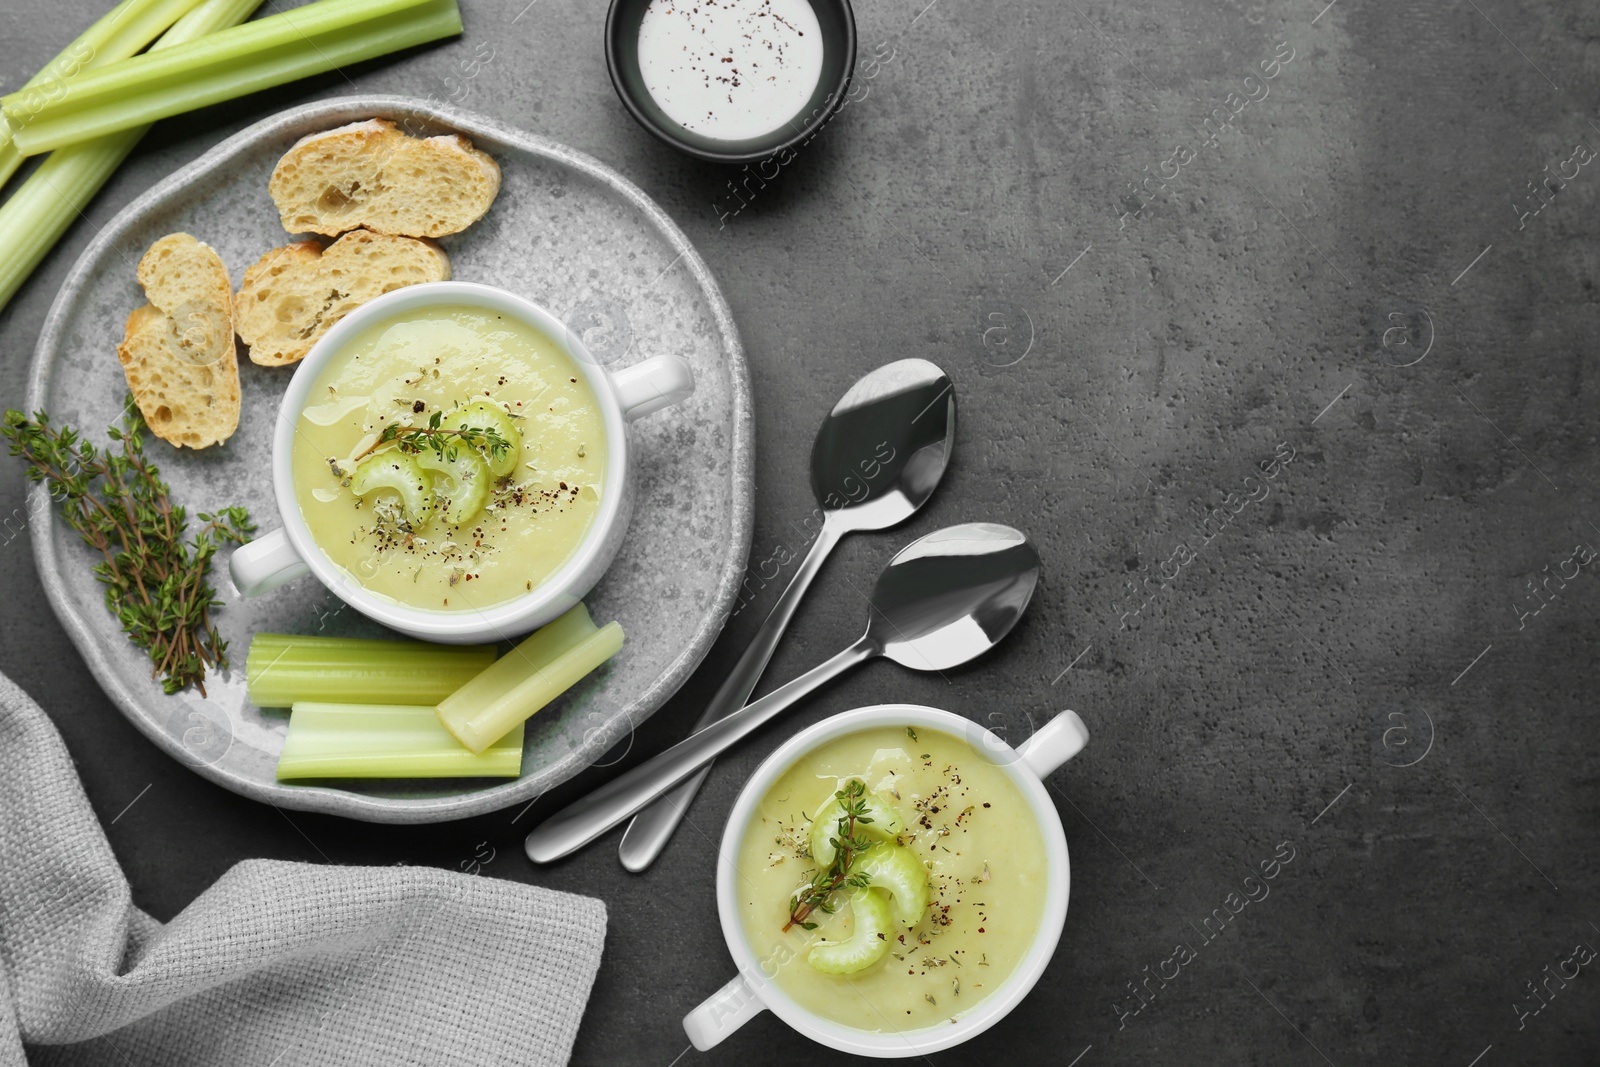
top-left (735, 725), bottom-right (1049, 1032)
top-left (290, 306), bottom-right (606, 612)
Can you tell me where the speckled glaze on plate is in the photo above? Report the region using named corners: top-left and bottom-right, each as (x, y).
top-left (25, 96), bottom-right (754, 823)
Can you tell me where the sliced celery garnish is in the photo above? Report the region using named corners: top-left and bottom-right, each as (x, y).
top-left (247, 633), bottom-right (496, 707)
top-left (436, 605), bottom-right (625, 753)
top-left (276, 702), bottom-right (522, 779)
top-left (808, 783), bottom-right (906, 867)
top-left (352, 452), bottom-right (435, 527)
top-left (853, 843), bottom-right (931, 930)
top-left (807, 888), bottom-right (894, 976)
top-left (415, 447), bottom-right (490, 526)
top-left (4, 0), bottom-right (462, 155)
top-left (442, 401), bottom-right (521, 477)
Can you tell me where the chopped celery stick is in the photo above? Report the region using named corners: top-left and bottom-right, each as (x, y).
top-left (437, 606), bottom-right (624, 753)
top-left (276, 703), bottom-right (522, 779)
top-left (0, 0), bottom-right (262, 312)
top-left (437, 605), bottom-right (599, 717)
top-left (6, 0), bottom-right (463, 155)
top-left (0, 0), bottom-right (207, 190)
top-left (247, 633), bottom-right (496, 707)
top-left (451, 623), bottom-right (623, 752)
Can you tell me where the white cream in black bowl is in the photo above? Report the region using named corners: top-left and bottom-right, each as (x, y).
top-left (607, 0), bottom-right (857, 164)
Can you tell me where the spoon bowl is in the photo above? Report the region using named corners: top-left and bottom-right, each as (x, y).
top-left (811, 358), bottom-right (954, 532)
top-left (617, 358), bottom-right (954, 871)
top-left (869, 523), bottom-right (1040, 671)
top-left (526, 522), bottom-right (1038, 864)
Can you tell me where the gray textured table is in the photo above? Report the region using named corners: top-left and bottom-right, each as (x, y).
top-left (2, 0), bottom-right (1597, 1064)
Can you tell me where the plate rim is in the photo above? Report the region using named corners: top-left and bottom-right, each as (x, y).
top-left (26, 94), bottom-right (755, 823)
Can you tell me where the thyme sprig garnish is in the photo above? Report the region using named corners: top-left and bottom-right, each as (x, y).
top-left (360, 410), bottom-right (512, 464)
top-left (786, 778), bottom-right (876, 932)
top-left (2, 406), bottom-right (253, 695)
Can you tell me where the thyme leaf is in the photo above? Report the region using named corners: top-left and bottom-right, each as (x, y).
top-left (366, 413), bottom-right (512, 465)
top-left (3, 406), bottom-right (253, 694)
top-left (785, 778), bottom-right (875, 932)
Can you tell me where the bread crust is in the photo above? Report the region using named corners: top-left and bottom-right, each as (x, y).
top-left (233, 229), bottom-right (451, 366)
top-left (116, 233), bottom-right (240, 450)
top-left (268, 118), bottom-right (501, 238)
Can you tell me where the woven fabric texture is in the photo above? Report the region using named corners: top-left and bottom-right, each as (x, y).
top-left (0, 672), bottom-right (606, 1067)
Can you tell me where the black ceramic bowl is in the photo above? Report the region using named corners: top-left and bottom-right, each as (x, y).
top-left (605, 0), bottom-right (857, 165)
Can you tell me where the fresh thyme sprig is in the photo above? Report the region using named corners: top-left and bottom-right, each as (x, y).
top-left (366, 410), bottom-right (512, 464)
top-left (3, 406), bottom-right (253, 695)
top-left (786, 778), bottom-right (876, 932)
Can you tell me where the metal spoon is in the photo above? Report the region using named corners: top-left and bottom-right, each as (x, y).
top-left (526, 522), bottom-right (1038, 865)
top-left (616, 359), bottom-right (955, 872)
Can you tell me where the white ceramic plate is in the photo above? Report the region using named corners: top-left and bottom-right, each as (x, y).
top-left (25, 96), bottom-right (754, 822)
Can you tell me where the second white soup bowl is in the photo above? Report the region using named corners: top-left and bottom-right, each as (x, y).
top-left (685, 702), bottom-right (1089, 1057)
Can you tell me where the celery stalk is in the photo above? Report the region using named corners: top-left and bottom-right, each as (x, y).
top-left (437, 607), bottom-right (625, 754)
top-left (246, 633), bottom-right (497, 707)
top-left (0, 133), bottom-right (141, 311)
top-left (9, 0), bottom-right (432, 120)
top-left (0, 0), bottom-right (208, 190)
top-left (48, 0), bottom-right (208, 65)
top-left (6, 0), bottom-right (462, 156)
top-left (276, 703), bottom-right (523, 779)
top-left (456, 623), bottom-right (624, 751)
top-left (0, 0), bottom-right (261, 312)
top-left (139, 0), bottom-right (271, 52)
top-left (438, 605), bottom-right (601, 717)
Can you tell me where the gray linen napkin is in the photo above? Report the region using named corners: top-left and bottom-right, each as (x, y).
top-left (0, 671), bottom-right (607, 1066)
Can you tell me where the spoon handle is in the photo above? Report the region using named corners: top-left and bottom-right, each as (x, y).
top-left (526, 635), bottom-right (878, 864)
top-left (618, 520), bottom-right (845, 872)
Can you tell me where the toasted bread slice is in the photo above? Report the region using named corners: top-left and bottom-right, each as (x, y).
top-left (117, 233), bottom-right (240, 450)
top-left (233, 229), bottom-right (451, 366)
top-left (268, 119), bottom-right (502, 238)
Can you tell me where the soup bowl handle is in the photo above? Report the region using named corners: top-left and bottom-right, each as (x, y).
top-left (610, 355), bottom-right (695, 421)
top-left (683, 972), bottom-right (766, 1051)
top-left (230, 528), bottom-right (311, 598)
top-left (1016, 709), bottom-right (1090, 779)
